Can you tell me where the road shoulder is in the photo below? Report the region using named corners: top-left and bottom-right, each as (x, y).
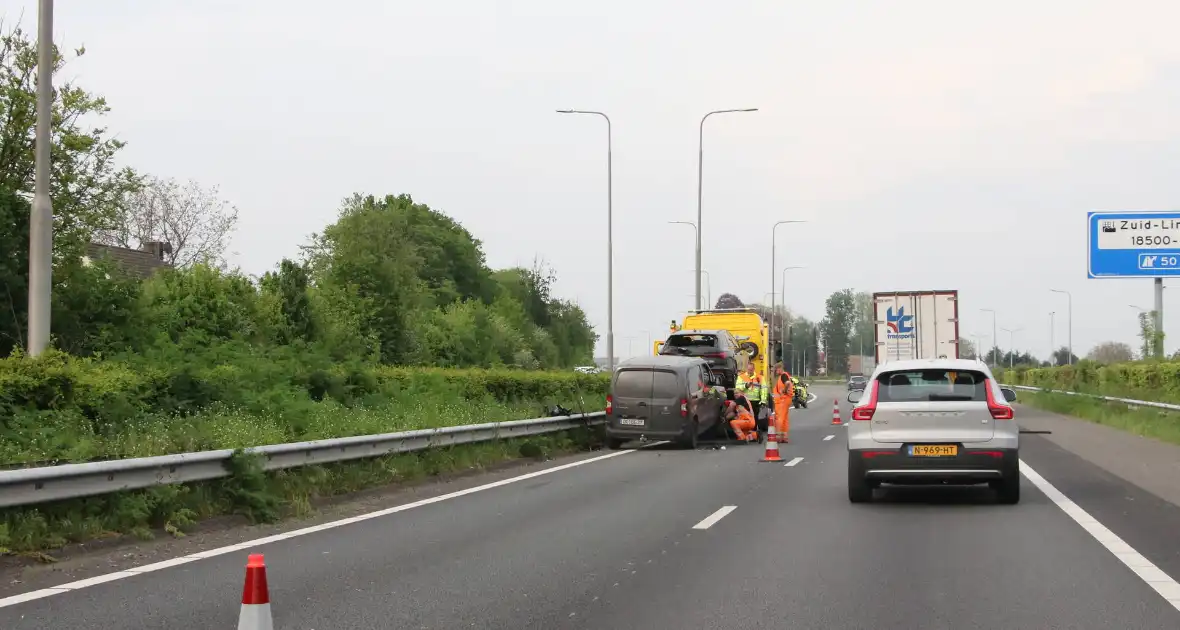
top-left (1016, 404), bottom-right (1180, 508)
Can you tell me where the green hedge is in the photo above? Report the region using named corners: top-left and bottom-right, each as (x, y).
top-left (1003, 360), bottom-right (1180, 404)
top-left (0, 348), bottom-right (609, 465)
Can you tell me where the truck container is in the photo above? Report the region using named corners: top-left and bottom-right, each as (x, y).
top-left (873, 291), bottom-right (959, 365)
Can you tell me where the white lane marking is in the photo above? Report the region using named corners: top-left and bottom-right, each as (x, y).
top-left (0, 443), bottom-right (666, 610)
top-left (823, 435), bottom-right (835, 441)
top-left (1020, 460), bottom-right (1180, 612)
top-left (692, 505), bottom-right (737, 530)
top-left (784, 457), bottom-right (804, 467)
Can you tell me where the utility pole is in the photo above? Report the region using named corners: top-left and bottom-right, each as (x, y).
top-left (27, 0), bottom-right (54, 356)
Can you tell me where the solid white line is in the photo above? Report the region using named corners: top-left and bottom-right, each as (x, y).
top-left (692, 505), bottom-right (737, 530)
top-left (1020, 460), bottom-right (1180, 612)
top-left (823, 435), bottom-right (835, 441)
top-left (0, 443), bottom-right (665, 610)
top-left (784, 457), bottom-right (804, 467)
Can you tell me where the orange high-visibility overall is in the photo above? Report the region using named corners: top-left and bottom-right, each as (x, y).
top-left (773, 376), bottom-right (794, 441)
top-left (729, 401), bottom-right (758, 441)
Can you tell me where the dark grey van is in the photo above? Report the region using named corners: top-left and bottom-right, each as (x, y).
top-left (605, 356), bottom-right (726, 450)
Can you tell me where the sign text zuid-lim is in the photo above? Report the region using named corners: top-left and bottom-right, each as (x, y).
top-left (1097, 218), bottom-right (1180, 250)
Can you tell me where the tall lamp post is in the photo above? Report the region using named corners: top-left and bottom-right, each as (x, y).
top-left (770, 220), bottom-right (805, 368)
top-left (557, 109), bottom-right (613, 371)
top-left (28, 0), bottom-right (54, 356)
top-left (695, 108), bottom-right (757, 310)
top-left (779, 265), bottom-right (807, 367)
top-left (1050, 289), bottom-right (1073, 365)
top-left (1000, 326), bottom-right (1022, 369)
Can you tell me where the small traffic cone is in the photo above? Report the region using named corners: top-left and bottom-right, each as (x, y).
top-left (761, 421), bottom-right (783, 462)
top-left (831, 399), bottom-right (842, 426)
top-left (238, 554), bottom-right (273, 630)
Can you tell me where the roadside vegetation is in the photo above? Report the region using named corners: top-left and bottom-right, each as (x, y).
top-left (0, 26), bottom-right (604, 556)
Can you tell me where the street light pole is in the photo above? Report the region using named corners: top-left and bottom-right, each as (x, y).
top-left (1050, 289), bottom-right (1072, 365)
top-left (28, 0), bottom-right (54, 356)
top-left (770, 220), bottom-right (805, 369)
top-left (779, 265), bottom-right (806, 368)
top-left (557, 110), bottom-right (613, 371)
top-left (1000, 327), bottom-right (1022, 369)
top-left (981, 308), bottom-right (997, 368)
top-left (695, 108), bottom-right (757, 310)
top-left (670, 221), bottom-right (701, 309)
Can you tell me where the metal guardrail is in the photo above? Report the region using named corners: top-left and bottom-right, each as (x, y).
top-left (1004, 384), bottom-right (1180, 412)
top-left (0, 412), bottom-right (605, 509)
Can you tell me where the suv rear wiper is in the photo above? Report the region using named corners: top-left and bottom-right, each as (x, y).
top-left (927, 394), bottom-right (975, 401)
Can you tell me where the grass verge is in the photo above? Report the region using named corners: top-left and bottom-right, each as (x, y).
top-left (0, 426), bottom-right (603, 557)
top-left (1018, 391), bottom-right (1180, 446)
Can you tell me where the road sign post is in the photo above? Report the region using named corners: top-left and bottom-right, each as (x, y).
top-left (1088, 211), bottom-right (1175, 358)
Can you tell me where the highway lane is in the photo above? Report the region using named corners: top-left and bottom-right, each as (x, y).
top-left (1, 386), bottom-right (1178, 628)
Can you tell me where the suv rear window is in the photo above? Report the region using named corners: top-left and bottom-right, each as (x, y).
top-left (874, 369), bottom-right (989, 403)
top-left (660, 334), bottom-right (718, 355)
top-left (850, 376), bottom-right (866, 382)
top-left (614, 370), bottom-right (653, 397)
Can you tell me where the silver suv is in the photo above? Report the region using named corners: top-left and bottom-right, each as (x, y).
top-left (845, 359), bottom-right (1020, 504)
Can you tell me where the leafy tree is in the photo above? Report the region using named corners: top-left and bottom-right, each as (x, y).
top-left (260, 259), bottom-right (314, 344)
top-left (784, 317), bottom-right (820, 376)
top-left (0, 26), bottom-right (138, 260)
top-left (714, 293), bottom-right (744, 309)
top-left (959, 337), bottom-right (976, 359)
top-left (819, 289), bottom-right (856, 374)
top-left (851, 291), bottom-right (874, 357)
top-left (96, 175), bottom-right (239, 267)
top-left (1050, 346), bottom-right (1078, 366)
top-left (1087, 341), bottom-right (1134, 364)
top-left (1137, 310), bottom-right (1164, 360)
top-left (306, 194), bottom-right (424, 364)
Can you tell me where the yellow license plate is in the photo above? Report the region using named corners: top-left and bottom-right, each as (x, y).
top-left (909, 444), bottom-right (958, 457)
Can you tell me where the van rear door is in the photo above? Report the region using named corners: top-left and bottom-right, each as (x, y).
top-left (648, 369), bottom-right (685, 432)
top-left (612, 369), bottom-right (654, 427)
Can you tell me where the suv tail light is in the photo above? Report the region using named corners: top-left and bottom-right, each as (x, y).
top-left (702, 352), bottom-right (727, 359)
top-left (985, 382), bottom-right (1013, 420)
top-left (680, 398), bottom-right (689, 417)
top-left (852, 381), bottom-right (878, 421)
top-left (606, 394), bottom-right (613, 415)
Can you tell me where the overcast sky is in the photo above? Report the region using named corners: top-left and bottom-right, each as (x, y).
top-left (10, 0), bottom-right (1180, 361)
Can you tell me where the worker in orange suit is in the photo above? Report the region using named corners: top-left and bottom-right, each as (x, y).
top-left (724, 393), bottom-right (759, 442)
top-left (773, 370), bottom-right (795, 443)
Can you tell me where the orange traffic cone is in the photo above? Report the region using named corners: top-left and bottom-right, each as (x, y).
top-left (761, 421), bottom-right (783, 462)
top-left (831, 399), bottom-right (842, 426)
top-left (238, 554), bottom-right (273, 630)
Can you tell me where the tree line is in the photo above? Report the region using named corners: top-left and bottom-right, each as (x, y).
top-left (0, 26), bottom-right (595, 369)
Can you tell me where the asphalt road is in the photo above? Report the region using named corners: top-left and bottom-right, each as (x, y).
top-left (2, 385), bottom-right (1179, 629)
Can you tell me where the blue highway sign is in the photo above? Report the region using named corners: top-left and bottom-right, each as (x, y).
top-left (1088, 211), bottom-right (1180, 278)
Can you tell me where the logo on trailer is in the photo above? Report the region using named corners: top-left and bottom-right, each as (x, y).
top-left (885, 306), bottom-right (914, 339)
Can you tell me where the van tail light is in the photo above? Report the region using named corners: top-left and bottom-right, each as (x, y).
top-left (680, 398), bottom-right (689, 417)
top-left (852, 381), bottom-right (878, 421)
top-left (986, 382), bottom-right (1013, 420)
top-left (606, 394), bottom-right (613, 415)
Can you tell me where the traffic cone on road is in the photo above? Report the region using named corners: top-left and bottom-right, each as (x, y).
top-left (831, 399), bottom-right (842, 426)
top-left (238, 554), bottom-right (273, 630)
top-left (761, 421), bottom-right (783, 462)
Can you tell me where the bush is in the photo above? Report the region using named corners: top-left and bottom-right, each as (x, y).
top-left (0, 349), bottom-right (609, 465)
top-left (1005, 359), bottom-right (1180, 404)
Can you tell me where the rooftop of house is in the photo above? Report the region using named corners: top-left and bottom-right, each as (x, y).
top-left (83, 241), bottom-right (172, 279)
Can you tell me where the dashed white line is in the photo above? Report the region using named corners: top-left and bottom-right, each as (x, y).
top-left (784, 457), bottom-right (805, 467)
top-left (823, 435), bottom-right (835, 441)
top-left (1020, 460), bottom-right (1180, 612)
top-left (0, 442), bottom-right (668, 610)
top-left (692, 505), bottom-right (738, 530)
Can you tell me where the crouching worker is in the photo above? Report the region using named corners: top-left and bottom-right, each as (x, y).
top-left (724, 393), bottom-right (759, 442)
